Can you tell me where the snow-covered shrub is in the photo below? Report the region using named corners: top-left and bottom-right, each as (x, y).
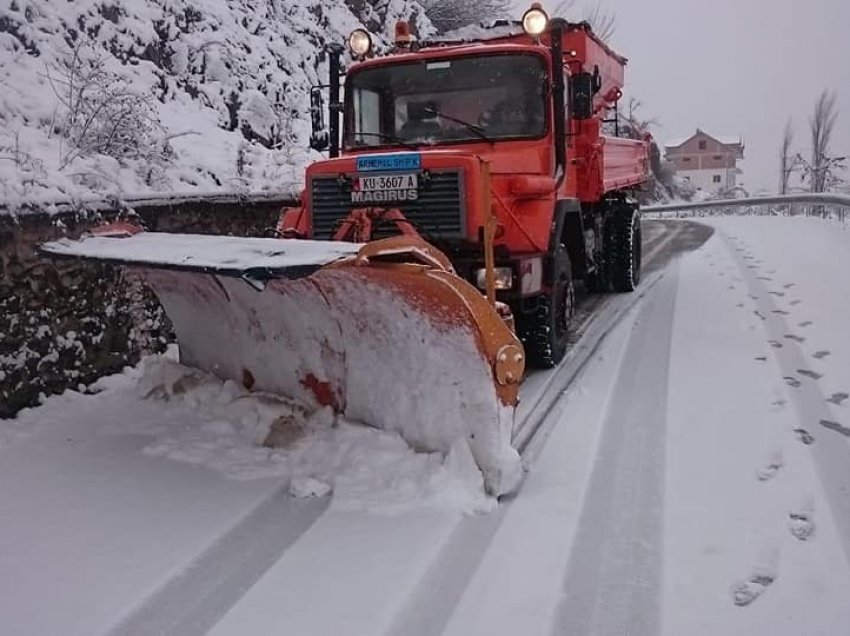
top-left (47, 41), bottom-right (163, 169)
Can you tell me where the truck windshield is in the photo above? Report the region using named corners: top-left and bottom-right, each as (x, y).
top-left (344, 53), bottom-right (547, 149)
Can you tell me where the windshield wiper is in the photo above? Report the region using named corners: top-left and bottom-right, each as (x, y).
top-left (425, 107), bottom-right (495, 146)
top-left (352, 132), bottom-right (419, 150)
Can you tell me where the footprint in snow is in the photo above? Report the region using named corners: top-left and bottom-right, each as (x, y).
top-left (749, 294), bottom-right (759, 300)
top-left (736, 303), bottom-right (745, 308)
top-left (797, 369), bottom-right (822, 380)
top-left (768, 340), bottom-right (783, 349)
top-left (790, 300), bottom-right (802, 306)
top-left (812, 350), bottom-right (831, 360)
top-left (731, 551), bottom-right (778, 607)
top-left (789, 499), bottom-right (816, 541)
top-left (755, 311), bottom-right (766, 321)
top-left (826, 392), bottom-right (848, 405)
top-left (758, 276), bottom-right (773, 281)
top-left (731, 574), bottom-right (775, 607)
top-left (794, 428), bottom-right (815, 445)
top-left (798, 321), bottom-right (813, 328)
top-left (769, 291), bottom-right (786, 297)
top-left (784, 334), bottom-right (806, 343)
top-left (783, 283), bottom-right (796, 289)
top-left (819, 419), bottom-right (850, 438)
top-left (773, 310), bottom-right (790, 316)
top-left (756, 449), bottom-right (783, 481)
top-left (784, 376), bottom-right (802, 388)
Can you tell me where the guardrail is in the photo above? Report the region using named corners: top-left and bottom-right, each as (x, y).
top-left (643, 193), bottom-right (850, 221)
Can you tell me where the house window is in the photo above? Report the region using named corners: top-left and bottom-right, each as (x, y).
top-left (713, 155), bottom-right (722, 160)
top-left (698, 140), bottom-right (707, 150)
top-left (712, 175), bottom-right (722, 183)
top-left (682, 157), bottom-right (692, 162)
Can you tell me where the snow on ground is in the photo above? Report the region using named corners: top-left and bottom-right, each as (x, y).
top-left (662, 216), bottom-right (850, 635)
top-left (137, 355), bottom-right (495, 514)
top-left (2, 217), bottom-right (850, 635)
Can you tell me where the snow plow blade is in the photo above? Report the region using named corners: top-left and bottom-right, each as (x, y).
top-left (41, 231), bottom-right (525, 495)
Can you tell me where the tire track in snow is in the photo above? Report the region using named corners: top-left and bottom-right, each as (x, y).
top-left (106, 484), bottom-right (328, 636)
top-left (719, 230), bottom-right (850, 565)
top-left (383, 280), bottom-right (661, 636)
top-left (551, 262), bottom-right (678, 636)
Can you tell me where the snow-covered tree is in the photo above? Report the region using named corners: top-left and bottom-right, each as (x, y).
top-left (803, 90), bottom-right (845, 193)
top-left (553, 1), bottom-right (616, 41)
top-left (417, 0), bottom-right (512, 33)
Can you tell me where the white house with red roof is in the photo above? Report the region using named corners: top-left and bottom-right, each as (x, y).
top-left (664, 129), bottom-right (745, 194)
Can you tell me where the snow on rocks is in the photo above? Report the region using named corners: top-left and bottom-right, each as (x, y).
top-left (0, 0), bottom-right (433, 210)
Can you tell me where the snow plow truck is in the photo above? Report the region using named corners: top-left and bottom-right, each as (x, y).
top-left (42, 5), bottom-right (649, 496)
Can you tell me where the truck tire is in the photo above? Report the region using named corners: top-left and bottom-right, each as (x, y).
top-left (606, 206), bottom-right (641, 292)
top-left (518, 248), bottom-right (575, 369)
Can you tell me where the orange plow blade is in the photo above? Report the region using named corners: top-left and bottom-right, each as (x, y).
top-left (41, 233), bottom-right (525, 495)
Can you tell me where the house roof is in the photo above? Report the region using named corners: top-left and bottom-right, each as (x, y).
top-left (665, 128), bottom-right (744, 149)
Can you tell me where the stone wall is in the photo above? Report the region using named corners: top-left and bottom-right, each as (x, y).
top-left (0, 197), bottom-right (295, 418)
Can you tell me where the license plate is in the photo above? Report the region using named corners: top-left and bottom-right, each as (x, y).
top-left (355, 174), bottom-right (418, 191)
top-left (351, 173), bottom-right (419, 204)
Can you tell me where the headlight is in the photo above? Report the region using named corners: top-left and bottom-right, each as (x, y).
top-left (522, 3), bottom-right (549, 37)
top-left (348, 29), bottom-right (373, 57)
top-left (476, 267), bottom-right (514, 291)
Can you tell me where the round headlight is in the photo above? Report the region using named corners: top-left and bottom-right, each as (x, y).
top-left (522, 4), bottom-right (549, 37)
top-left (348, 29), bottom-right (373, 57)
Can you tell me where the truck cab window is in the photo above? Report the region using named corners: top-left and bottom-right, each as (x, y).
top-left (352, 88), bottom-right (381, 146)
top-left (344, 54), bottom-right (547, 148)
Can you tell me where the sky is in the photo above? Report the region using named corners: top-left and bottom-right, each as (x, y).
top-left (512, 0), bottom-right (850, 193)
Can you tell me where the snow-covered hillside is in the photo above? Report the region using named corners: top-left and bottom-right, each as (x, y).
top-left (0, 0), bottom-right (433, 208)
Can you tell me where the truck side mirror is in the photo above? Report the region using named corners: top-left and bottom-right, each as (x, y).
top-left (570, 72), bottom-right (594, 120)
top-left (309, 87), bottom-right (329, 151)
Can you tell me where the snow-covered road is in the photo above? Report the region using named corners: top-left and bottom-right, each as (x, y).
top-left (2, 217), bottom-right (849, 635)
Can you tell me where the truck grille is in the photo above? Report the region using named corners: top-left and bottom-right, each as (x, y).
top-left (310, 170), bottom-right (465, 240)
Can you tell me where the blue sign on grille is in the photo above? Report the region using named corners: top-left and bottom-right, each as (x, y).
top-left (356, 153), bottom-right (421, 173)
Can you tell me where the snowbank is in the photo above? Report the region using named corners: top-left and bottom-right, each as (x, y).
top-left (136, 355), bottom-right (497, 514)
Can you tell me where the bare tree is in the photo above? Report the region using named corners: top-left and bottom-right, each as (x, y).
top-left (418, 0), bottom-right (513, 33)
top-left (552, 1), bottom-right (616, 41)
top-left (582, 5), bottom-right (616, 41)
top-left (779, 118), bottom-right (794, 194)
top-left (808, 90), bottom-right (839, 193)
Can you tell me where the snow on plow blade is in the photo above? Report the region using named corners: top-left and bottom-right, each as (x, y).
top-left (41, 232), bottom-right (525, 495)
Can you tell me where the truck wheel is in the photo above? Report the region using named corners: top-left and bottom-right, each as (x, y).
top-left (606, 207), bottom-right (641, 292)
top-left (518, 249), bottom-right (575, 369)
